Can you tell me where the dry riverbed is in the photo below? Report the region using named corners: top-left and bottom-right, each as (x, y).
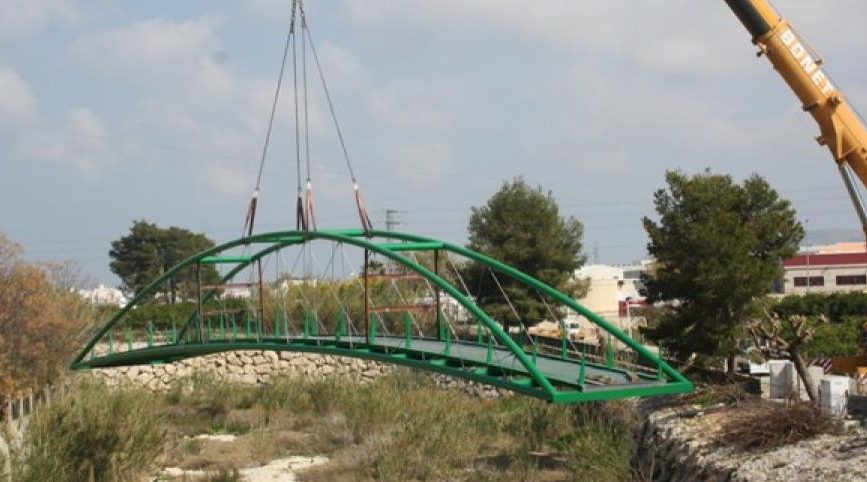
top-left (153, 432), bottom-right (328, 481)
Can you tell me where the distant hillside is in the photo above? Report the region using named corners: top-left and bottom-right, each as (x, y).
top-left (803, 228), bottom-right (863, 246)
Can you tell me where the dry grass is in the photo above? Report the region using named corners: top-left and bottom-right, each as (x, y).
top-left (159, 371), bottom-right (646, 481)
top-left (717, 400), bottom-right (844, 451)
top-left (681, 383), bottom-right (751, 407)
top-left (8, 372), bottom-right (646, 481)
top-left (10, 380), bottom-right (166, 482)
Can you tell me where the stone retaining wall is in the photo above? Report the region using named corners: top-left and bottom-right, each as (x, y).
top-left (90, 350), bottom-right (510, 400)
top-left (634, 398), bottom-right (867, 482)
top-left (634, 401), bottom-right (736, 482)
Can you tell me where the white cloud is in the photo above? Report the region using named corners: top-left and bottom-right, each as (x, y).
top-left (0, 0), bottom-right (78, 38)
top-left (366, 77), bottom-right (455, 130)
top-left (781, 1), bottom-right (867, 51)
top-left (68, 15), bottom-right (231, 97)
top-left (55, 11), bottom-right (370, 198)
top-left (61, 15), bottom-right (265, 189)
top-left (203, 164), bottom-right (249, 197)
top-left (198, 53), bottom-right (235, 98)
top-left (19, 107), bottom-right (114, 175)
top-left (316, 41), bottom-right (363, 87)
top-left (342, 0), bottom-right (749, 77)
top-left (243, 0), bottom-right (294, 21)
top-left (0, 66), bottom-right (39, 123)
top-left (391, 141), bottom-right (454, 188)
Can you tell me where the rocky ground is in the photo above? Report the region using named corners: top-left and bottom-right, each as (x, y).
top-left (155, 434), bottom-right (328, 481)
top-left (641, 401), bottom-right (867, 482)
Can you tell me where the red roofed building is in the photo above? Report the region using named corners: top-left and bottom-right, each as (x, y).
top-left (782, 245), bottom-right (867, 294)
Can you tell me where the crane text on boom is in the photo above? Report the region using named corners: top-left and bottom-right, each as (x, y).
top-left (779, 28), bottom-right (835, 96)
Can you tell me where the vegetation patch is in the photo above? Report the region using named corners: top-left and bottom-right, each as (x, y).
top-left (3, 370), bottom-right (650, 481)
top-left (9, 381), bottom-right (165, 482)
top-left (157, 372), bottom-right (646, 480)
top-left (0, 233), bottom-right (96, 394)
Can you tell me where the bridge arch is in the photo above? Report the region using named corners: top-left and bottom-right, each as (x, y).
top-left (72, 229), bottom-right (691, 404)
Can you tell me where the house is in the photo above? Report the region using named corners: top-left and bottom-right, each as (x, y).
top-left (78, 284), bottom-right (127, 306)
top-left (574, 263), bottom-right (648, 319)
top-left (572, 262), bottom-right (651, 338)
top-left (781, 242), bottom-right (867, 295)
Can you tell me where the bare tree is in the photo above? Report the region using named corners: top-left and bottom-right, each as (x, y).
top-left (40, 259), bottom-right (96, 291)
top-left (748, 312), bottom-right (824, 402)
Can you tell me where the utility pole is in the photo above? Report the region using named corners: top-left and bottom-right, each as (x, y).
top-left (804, 219), bottom-right (811, 294)
top-left (383, 209), bottom-right (401, 272)
top-left (385, 209), bottom-right (401, 233)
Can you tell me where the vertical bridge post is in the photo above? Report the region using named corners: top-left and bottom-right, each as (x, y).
top-left (257, 259), bottom-right (265, 337)
top-left (363, 249), bottom-right (370, 345)
top-left (196, 261), bottom-right (204, 343)
top-left (434, 249), bottom-right (442, 341)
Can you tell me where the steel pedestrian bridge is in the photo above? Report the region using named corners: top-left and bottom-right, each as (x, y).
top-left (71, 229), bottom-right (692, 404)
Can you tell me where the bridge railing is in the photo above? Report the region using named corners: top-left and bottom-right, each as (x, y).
top-left (71, 230), bottom-right (692, 403)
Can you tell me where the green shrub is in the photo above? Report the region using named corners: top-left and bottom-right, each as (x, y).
top-left (803, 315), bottom-right (864, 357)
top-left (13, 381), bottom-right (165, 482)
top-left (774, 292), bottom-right (867, 321)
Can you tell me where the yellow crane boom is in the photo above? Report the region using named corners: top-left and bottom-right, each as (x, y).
top-left (724, 0), bottom-right (867, 241)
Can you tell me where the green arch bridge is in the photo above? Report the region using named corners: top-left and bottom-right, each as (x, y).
top-left (72, 229), bottom-right (692, 404)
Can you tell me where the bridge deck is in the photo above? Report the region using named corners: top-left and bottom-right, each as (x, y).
top-left (71, 229), bottom-right (693, 403)
top-left (81, 335), bottom-right (664, 394)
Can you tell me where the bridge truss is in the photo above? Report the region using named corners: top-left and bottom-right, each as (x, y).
top-left (71, 229), bottom-right (692, 404)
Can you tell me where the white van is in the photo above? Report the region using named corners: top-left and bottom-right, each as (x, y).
top-left (563, 320), bottom-right (582, 340)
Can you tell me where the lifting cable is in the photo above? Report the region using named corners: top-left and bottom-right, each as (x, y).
top-left (244, 0), bottom-right (299, 237)
top-left (246, 0), bottom-right (372, 237)
top-left (301, 14), bottom-right (317, 230)
top-left (292, 2), bottom-right (307, 231)
top-left (299, 3), bottom-right (373, 235)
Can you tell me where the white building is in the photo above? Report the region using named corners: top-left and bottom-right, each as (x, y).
top-left (782, 243), bottom-right (867, 295)
top-left (571, 262), bottom-right (651, 339)
top-left (574, 263), bottom-right (648, 319)
top-left (79, 284), bottom-right (127, 306)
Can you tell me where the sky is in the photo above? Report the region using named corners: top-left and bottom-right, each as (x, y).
top-left (2, 0), bottom-right (867, 286)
